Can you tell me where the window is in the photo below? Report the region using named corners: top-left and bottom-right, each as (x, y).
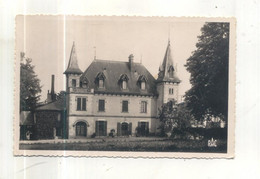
top-left (141, 101), bottom-right (147, 113)
top-left (141, 81), bottom-right (146, 90)
top-left (98, 99), bottom-right (105, 112)
top-left (169, 88), bottom-right (174, 95)
top-left (119, 74), bottom-right (129, 90)
top-left (138, 75), bottom-right (147, 90)
top-left (95, 121), bottom-right (107, 136)
top-left (122, 100), bottom-right (128, 112)
top-left (169, 65), bottom-right (174, 78)
top-left (76, 97), bottom-right (87, 111)
top-left (99, 79), bottom-right (104, 88)
top-left (122, 80), bottom-right (127, 89)
top-left (72, 79), bottom-right (76, 87)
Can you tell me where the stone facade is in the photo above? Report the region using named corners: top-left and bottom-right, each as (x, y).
top-left (65, 41), bottom-right (180, 138)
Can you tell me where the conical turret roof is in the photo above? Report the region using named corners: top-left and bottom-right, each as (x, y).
top-left (157, 40), bottom-right (180, 83)
top-left (64, 42), bottom-right (83, 74)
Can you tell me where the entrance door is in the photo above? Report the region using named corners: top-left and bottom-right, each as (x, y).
top-left (121, 122), bottom-right (129, 136)
top-left (76, 122), bottom-right (87, 137)
top-left (138, 122), bottom-right (149, 136)
top-left (95, 121), bottom-right (107, 136)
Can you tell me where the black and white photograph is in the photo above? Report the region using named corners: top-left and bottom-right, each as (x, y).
top-left (14, 16), bottom-right (235, 157)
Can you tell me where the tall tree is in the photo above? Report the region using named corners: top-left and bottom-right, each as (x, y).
top-left (185, 23), bottom-right (229, 121)
top-left (20, 52), bottom-right (42, 111)
top-left (158, 100), bottom-right (192, 136)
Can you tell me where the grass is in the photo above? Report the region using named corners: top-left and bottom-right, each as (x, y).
top-left (20, 137), bottom-right (227, 153)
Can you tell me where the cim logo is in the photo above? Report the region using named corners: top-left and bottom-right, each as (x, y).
top-left (208, 138), bottom-right (217, 147)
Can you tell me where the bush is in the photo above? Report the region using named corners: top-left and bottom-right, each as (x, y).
top-left (171, 127), bottom-right (227, 140)
top-left (91, 133), bottom-right (96, 138)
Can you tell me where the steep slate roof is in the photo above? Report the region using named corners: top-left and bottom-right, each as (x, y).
top-left (80, 59), bottom-right (157, 96)
top-left (64, 42), bottom-right (83, 74)
top-left (35, 97), bottom-right (66, 111)
top-left (157, 41), bottom-right (180, 83)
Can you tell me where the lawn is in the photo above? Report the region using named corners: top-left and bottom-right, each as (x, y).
top-left (20, 137), bottom-right (227, 153)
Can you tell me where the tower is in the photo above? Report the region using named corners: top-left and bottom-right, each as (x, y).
top-left (156, 40), bottom-right (181, 109)
top-left (64, 42), bottom-right (83, 91)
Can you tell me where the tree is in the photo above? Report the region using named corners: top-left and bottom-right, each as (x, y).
top-left (185, 23), bottom-right (229, 122)
top-left (20, 52), bottom-right (42, 111)
top-left (158, 100), bottom-right (192, 137)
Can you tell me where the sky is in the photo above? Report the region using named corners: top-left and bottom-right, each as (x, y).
top-left (16, 16), bottom-right (204, 101)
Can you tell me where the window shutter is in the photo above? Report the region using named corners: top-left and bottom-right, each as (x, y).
top-left (128, 122), bottom-right (132, 135)
top-left (95, 121), bottom-right (99, 136)
top-left (117, 122), bottom-right (121, 136)
top-left (82, 98), bottom-right (86, 111)
top-left (104, 121), bottom-right (107, 136)
top-left (137, 122), bottom-right (141, 135)
top-left (146, 122), bottom-right (149, 136)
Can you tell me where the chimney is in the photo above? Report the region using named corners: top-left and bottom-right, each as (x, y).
top-left (128, 54), bottom-right (134, 72)
top-left (51, 75), bottom-right (56, 101)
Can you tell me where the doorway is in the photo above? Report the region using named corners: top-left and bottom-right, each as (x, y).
top-left (76, 122), bottom-right (87, 137)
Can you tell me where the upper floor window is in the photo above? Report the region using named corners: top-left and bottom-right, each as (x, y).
top-left (122, 81), bottom-right (127, 89)
top-left (99, 79), bottom-right (104, 88)
top-left (141, 81), bottom-right (146, 90)
top-left (138, 75), bottom-right (147, 90)
top-left (119, 74), bottom-right (129, 90)
top-left (140, 101), bottom-right (147, 113)
top-left (122, 100), bottom-right (129, 112)
top-left (81, 77), bottom-right (89, 88)
top-left (169, 88), bottom-right (174, 95)
top-left (72, 79), bottom-right (76, 87)
top-left (76, 97), bottom-right (87, 111)
top-left (96, 72), bottom-right (106, 89)
top-left (98, 99), bottom-right (105, 112)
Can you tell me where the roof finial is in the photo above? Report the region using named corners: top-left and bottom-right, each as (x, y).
top-left (94, 46), bottom-right (96, 60)
top-left (140, 54), bottom-right (142, 64)
top-left (168, 24), bottom-right (171, 44)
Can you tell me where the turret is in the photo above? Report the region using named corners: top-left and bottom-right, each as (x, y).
top-left (64, 42), bottom-right (83, 91)
top-left (156, 40), bottom-right (181, 109)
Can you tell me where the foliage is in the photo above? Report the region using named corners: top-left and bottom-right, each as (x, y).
top-left (185, 23), bottom-right (229, 121)
top-left (20, 53), bottom-right (42, 111)
top-left (158, 101), bottom-right (192, 136)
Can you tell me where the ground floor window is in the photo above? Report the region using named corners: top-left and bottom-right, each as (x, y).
top-left (95, 121), bottom-right (107, 136)
top-left (76, 122), bottom-right (87, 137)
top-left (137, 122), bottom-right (149, 136)
top-left (117, 122), bottom-right (132, 136)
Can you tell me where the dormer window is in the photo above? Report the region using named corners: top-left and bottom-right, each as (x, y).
top-left (119, 74), bottom-right (129, 90)
top-left (99, 79), bottom-right (104, 88)
top-left (168, 65), bottom-right (174, 78)
top-left (122, 80), bottom-right (127, 89)
top-left (96, 72), bottom-right (106, 89)
top-left (80, 77), bottom-right (89, 88)
top-left (141, 81), bottom-right (146, 90)
top-left (138, 75), bottom-right (148, 90)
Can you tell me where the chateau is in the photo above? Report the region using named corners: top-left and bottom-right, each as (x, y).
top-left (20, 40), bottom-right (181, 140)
top-left (63, 40), bottom-right (180, 138)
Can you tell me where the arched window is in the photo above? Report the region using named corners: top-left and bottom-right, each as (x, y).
top-left (122, 80), bottom-right (127, 89)
top-left (138, 75), bottom-right (147, 90)
top-left (99, 79), bottom-right (104, 88)
top-left (96, 72), bottom-right (106, 89)
top-left (141, 81), bottom-right (146, 90)
top-left (80, 77), bottom-right (89, 88)
top-left (119, 74), bottom-right (129, 90)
